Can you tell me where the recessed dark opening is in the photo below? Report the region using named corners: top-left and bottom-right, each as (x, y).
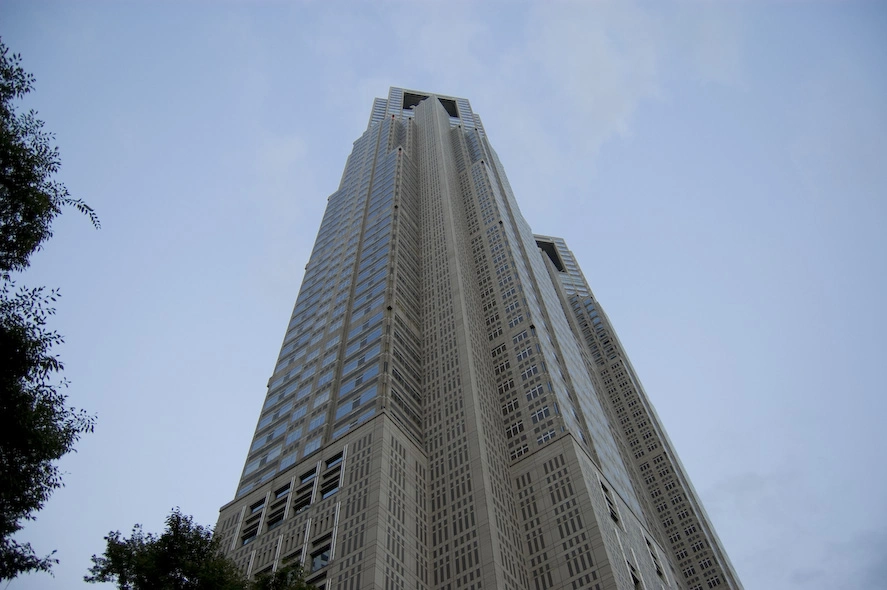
top-left (437, 97), bottom-right (459, 118)
top-left (536, 240), bottom-right (565, 272)
top-left (403, 92), bottom-right (429, 110)
top-left (402, 93), bottom-right (459, 118)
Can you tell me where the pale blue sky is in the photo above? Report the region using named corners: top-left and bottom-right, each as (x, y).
top-left (2, 1), bottom-right (885, 588)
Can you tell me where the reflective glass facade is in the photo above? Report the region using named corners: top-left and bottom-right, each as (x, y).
top-left (215, 88), bottom-right (742, 590)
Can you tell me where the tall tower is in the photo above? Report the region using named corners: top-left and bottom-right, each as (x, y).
top-left (214, 88), bottom-right (742, 590)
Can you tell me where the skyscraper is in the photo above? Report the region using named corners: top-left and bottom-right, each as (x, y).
top-left (214, 88), bottom-right (742, 590)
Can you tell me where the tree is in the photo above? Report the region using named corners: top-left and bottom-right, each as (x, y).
top-left (0, 37), bottom-right (99, 579)
top-left (249, 563), bottom-right (313, 590)
top-left (85, 509), bottom-right (245, 590)
top-left (0, 38), bottom-right (99, 276)
top-left (85, 509), bottom-right (314, 590)
top-left (0, 283), bottom-right (94, 579)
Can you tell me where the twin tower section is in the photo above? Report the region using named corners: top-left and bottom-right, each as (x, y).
top-left (214, 88), bottom-right (742, 590)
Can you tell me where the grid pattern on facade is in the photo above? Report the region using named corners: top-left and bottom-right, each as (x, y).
top-left (550, 237), bottom-right (742, 590)
top-left (415, 97), bottom-right (525, 590)
top-left (216, 88), bottom-right (741, 590)
top-left (511, 438), bottom-right (681, 590)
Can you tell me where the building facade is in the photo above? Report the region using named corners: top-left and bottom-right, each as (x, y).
top-left (214, 88), bottom-right (742, 590)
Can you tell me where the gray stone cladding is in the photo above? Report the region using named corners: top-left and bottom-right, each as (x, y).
top-left (215, 88), bottom-right (741, 590)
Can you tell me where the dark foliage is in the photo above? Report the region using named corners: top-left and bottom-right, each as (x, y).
top-left (0, 37), bottom-right (98, 579)
top-left (86, 510), bottom-right (313, 590)
top-left (0, 39), bottom-right (99, 277)
top-left (85, 509), bottom-right (244, 590)
top-left (250, 563), bottom-right (313, 590)
top-left (0, 282), bottom-right (94, 579)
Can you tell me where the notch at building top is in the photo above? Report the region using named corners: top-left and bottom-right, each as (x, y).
top-left (402, 91), bottom-right (459, 118)
top-left (369, 87), bottom-right (484, 134)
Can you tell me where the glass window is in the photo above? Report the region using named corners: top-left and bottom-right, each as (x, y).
top-left (317, 371), bottom-right (333, 388)
top-left (282, 380), bottom-right (300, 397)
top-left (263, 393), bottom-right (282, 412)
top-left (285, 427), bottom-right (302, 446)
top-left (304, 438), bottom-right (321, 455)
top-left (267, 514), bottom-right (284, 531)
top-left (280, 452), bottom-right (296, 470)
top-left (244, 458), bottom-right (260, 475)
top-left (362, 363), bottom-right (379, 381)
top-left (334, 392), bottom-right (357, 420)
top-left (311, 546), bottom-right (331, 572)
top-left (338, 364), bottom-right (379, 398)
top-left (309, 414), bottom-right (326, 431)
